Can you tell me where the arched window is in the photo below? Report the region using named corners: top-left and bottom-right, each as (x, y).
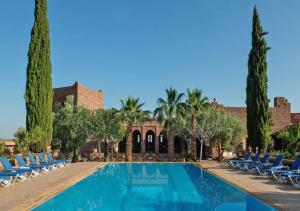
top-left (145, 130), bottom-right (155, 152)
top-left (159, 131), bottom-right (168, 153)
top-left (132, 130), bottom-right (141, 153)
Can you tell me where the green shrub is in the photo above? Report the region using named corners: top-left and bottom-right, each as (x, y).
top-left (185, 153), bottom-right (196, 162)
top-left (270, 150), bottom-right (300, 160)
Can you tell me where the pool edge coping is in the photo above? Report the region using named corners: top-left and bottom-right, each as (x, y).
top-left (18, 162), bottom-right (107, 211)
top-left (195, 163), bottom-right (280, 211)
top-left (20, 162), bottom-right (284, 211)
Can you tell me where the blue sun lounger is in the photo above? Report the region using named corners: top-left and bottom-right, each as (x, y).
top-left (0, 175), bottom-right (14, 187)
top-left (267, 157), bottom-right (300, 180)
top-left (238, 153), bottom-right (261, 170)
top-left (16, 156), bottom-right (49, 173)
top-left (252, 155), bottom-right (284, 175)
top-left (45, 152), bottom-right (71, 166)
top-left (228, 152), bottom-right (252, 168)
top-left (0, 170), bottom-right (28, 182)
top-left (280, 172), bottom-right (300, 187)
top-left (28, 154), bottom-right (57, 171)
top-left (37, 153), bottom-right (62, 168)
top-left (0, 157), bottom-right (37, 178)
top-left (240, 153), bottom-right (270, 171)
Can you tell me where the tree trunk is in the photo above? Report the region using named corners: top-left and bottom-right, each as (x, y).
top-left (104, 140), bottom-right (109, 161)
top-left (110, 143), bottom-right (114, 161)
top-left (191, 114), bottom-right (197, 160)
top-left (216, 142), bottom-right (223, 161)
top-left (199, 139), bottom-right (204, 161)
top-left (72, 147), bottom-right (78, 163)
top-left (98, 140), bottom-right (102, 161)
top-left (191, 136), bottom-right (197, 160)
top-left (125, 127), bottom-right (132, 162)
top-left (126, 138), bottom-right (132, 162)
top-left (168, 132), bottom-right (174, 161)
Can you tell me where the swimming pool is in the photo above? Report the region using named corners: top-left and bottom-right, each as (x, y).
top-left (33, 163), bottom-right (276, 211)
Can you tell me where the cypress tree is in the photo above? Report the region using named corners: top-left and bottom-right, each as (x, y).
top-left (25, 0), bottom-right (53, 150)
top-left (246, 6), bottom-right (271, 152)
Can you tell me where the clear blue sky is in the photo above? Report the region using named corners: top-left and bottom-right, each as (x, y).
top-left (0, 0), bottom-right (300, 138)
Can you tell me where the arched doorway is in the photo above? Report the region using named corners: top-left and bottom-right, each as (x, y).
top-left (174, 136), bottom-right (183, 153)
top-left (118, 137), bottom-right (126, 153)
top-left (145, 130), bottom-right (155, 152)
top-left (132, 130), bottom-right (141, 153)
top-left (159, 131), bottom-right (168, 153)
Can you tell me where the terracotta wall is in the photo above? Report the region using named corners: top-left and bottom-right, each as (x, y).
top-left (291, 113), bottom-right (300, 124)
top-left (213, 97), bottom-right (292, 134)
top-left (77, 83), bottom-right (103, 110)
top-left (53, 82), bottom-right (103, 111)
top-left (53, 84), bottom-right (76, 111)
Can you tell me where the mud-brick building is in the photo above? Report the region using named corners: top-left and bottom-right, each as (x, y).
top-left (53, 82), bottom-right (298, 160)
top-left (212, 96), bottom-right (294, 134)
top-left (53, 82), bottom-right (104, 111)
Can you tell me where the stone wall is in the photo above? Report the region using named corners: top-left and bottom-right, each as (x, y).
top-left (212, 97), bottom-right (292, 134)
top-left (53, 84), bottom-right (76, 110)
top-left (77, 83), bottom-right (104, 110)
top-left (53, 82), bottom-right (103, 111)
top-left (291, 113), bottom-right (300, 124)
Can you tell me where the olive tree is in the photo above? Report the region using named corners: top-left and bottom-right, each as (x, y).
top-left (192, 110), bottom-right (223, 161)
top-left (53, 95), bottom-right (92, 162)
top-left (14, 126), bottom-right (44, 154)
top-left (210, 112), bottom-right (245, 161)
top-left (278, 123), bottom-right (300, 159)
top-left (92, 109), bottom-right (125, 161)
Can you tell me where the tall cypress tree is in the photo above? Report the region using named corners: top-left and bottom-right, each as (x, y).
top-left (246, 6), bottom-right (271, 152)
top-left (25, 0), bottom-right (53, 149)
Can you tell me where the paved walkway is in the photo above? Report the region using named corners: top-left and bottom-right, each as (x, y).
top-left (198, 161), bottom-right (300, 211)
top-left (0, 162), bottom-right (105, 211)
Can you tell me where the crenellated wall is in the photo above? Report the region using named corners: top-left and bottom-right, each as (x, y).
top-left (212, 97), bottom-right (292, 134)
top-left (53, 82), bottom-right (298, 160)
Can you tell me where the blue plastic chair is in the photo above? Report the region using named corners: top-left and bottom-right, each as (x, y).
top-left (228, 152), bottom-right (252, 168)
top-left (0, 170), bottom-right (28, 182)
top-left (252, 155), bottom-right (284, 175)
top-left (280, 172), bottom-right (300, 186)
top-left (267, 157), bottom-right (300, 180)
top-left (28, 154), bottom-right (56, 170)
top-left (0, 157), bottom-right (32, 176)
top-left (238, 153), bottom-right (261, 169)
top-left (241, 153), bottom-right (270, 171)
top-left (45, 152), bottom-right (71, 166)
top-left (37, 153), bottom-right (61, 167)
top-left (0, 175), bottom-right (14, 187)
top-left (16, 156), bottom-right (49, 173)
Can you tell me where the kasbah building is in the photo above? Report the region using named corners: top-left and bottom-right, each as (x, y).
top-left (53, 82), bottom-right (300, 161)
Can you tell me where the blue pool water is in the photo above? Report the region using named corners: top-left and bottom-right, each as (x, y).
top-left (33, 164), bottom-right (276, 211)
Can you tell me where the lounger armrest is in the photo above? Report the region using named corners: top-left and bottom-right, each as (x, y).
top-left (278, 166), bottom-right (289, 170)
top-left (2, 169), bottom-right (16, 173)
top-left (269, 166), bottom-right (284, 170)
top-left (18, 166), bottom-right (30, 169)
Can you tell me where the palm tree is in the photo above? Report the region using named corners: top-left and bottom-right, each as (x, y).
top-left (185, 89), bottom-right (210, 160)
top-left (154, 88), bottom-right (185, 161)
top-left (120, 97), bottom-right (150, 162)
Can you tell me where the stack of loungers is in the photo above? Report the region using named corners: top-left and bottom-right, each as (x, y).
top-left (0, 152), bottom-right (71, 188)
top-left (228, 153), bottom-right (300, 188)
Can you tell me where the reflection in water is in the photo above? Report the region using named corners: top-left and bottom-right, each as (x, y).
top-left (33, 164), bottom-right (275, 211)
